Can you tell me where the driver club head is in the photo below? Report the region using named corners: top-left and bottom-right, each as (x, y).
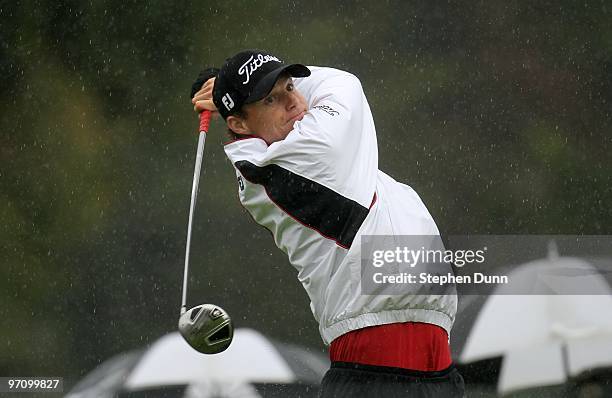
top-left (178, 304), bottom-right (233, 354)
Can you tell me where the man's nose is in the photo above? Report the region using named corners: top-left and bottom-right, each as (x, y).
top-left (285, 92), bottom-right (297, 110)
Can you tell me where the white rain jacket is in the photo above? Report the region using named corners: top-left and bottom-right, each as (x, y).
top-left (224, 67), bottom-right (457, 344)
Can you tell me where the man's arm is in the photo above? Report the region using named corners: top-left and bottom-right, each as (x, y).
top-left (266, 67), bottom-right (379, 209)
top-left (293, 67), bottom-right (370, 145)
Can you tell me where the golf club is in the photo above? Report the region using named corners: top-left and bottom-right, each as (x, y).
top-left (178, 105), bottom-right (234, 355)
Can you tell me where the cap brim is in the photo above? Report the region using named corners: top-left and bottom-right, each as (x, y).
top-left (245, 64), bottom-right (311, 104)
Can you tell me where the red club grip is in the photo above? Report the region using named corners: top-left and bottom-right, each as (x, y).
top-left (199, 110), bottom-right (211, 133)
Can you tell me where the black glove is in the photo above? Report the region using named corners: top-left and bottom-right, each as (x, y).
top-left (190, 67), bottom-right (220, 99)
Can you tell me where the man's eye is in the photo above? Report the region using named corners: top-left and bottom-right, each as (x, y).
top-left (264, 96), bottom-right (275, 104)
top-left (287, 83), bottom-right (294, 91)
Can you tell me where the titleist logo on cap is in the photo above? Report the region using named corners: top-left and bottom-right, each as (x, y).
top-left (238, 54), bottom-right (281, 85)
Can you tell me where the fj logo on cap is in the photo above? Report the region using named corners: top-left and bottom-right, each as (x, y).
top-left (222, 93), bottom-right (235, 111)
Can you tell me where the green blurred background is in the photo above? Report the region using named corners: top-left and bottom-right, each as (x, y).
top-left (1, 0), bottom-right (611, 386)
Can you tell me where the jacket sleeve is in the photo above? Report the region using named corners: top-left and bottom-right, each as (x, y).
top-left (293, 67), bottom-right (372, 147)
top-left (263, 66), bottom-right (378, 209)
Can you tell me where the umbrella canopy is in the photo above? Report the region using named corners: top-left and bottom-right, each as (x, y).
top-left (66, 328), bottom-right (328, 398)
top-left (64, 350), bottom-right (143, 398)
top-left (459, 255), bottom-right (612, 395)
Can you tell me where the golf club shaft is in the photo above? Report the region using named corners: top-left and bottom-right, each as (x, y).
top-left (181, 111), bottom-right (211, 315)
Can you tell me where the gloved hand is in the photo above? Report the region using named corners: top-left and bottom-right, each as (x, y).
top-left (191, 67), bottom-right (220, 114)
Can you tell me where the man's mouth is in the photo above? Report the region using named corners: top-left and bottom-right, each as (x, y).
top-left (288, 110), bottom-right (306, 124)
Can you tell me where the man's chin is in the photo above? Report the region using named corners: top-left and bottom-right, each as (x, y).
top-left (274, 128), bottom-right (293, 143)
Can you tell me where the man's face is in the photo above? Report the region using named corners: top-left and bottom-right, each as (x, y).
top-left (238, 75), bottom-right (308, 144)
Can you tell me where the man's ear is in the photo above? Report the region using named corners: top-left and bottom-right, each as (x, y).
top-left (226, 115), bottom-right (251, 136)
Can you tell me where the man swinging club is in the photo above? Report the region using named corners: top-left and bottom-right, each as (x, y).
top-left (190, 50), bottom-right (464, 397)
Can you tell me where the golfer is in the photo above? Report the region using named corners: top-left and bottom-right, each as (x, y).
top-left (191, 50), bottom-right (464, 397)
